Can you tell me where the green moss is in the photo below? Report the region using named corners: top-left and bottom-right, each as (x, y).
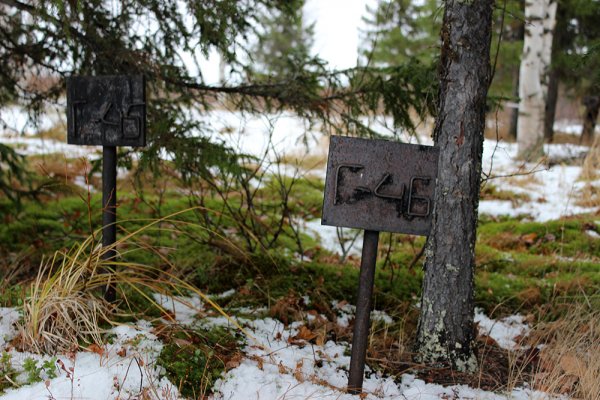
top-left (480, 184), bottom-right (530, 203)
top-left (157, 326), bottom-right (240, 398)
top-left (0, 352), bottom-right (18, 393)
top-left (478, 215), bottom-right (600, 257)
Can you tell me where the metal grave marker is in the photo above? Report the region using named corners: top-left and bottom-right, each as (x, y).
top-left (321, 136), bottom-right (439, 394)
top-left (67, 75), bottom-right (146, 146)
top-left (322, 136), bottom-right (438, 235)
top-left (67, 75), bottom-right (146, 301)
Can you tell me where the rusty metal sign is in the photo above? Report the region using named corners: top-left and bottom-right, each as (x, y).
top-left (322, 136), bottom-right (439, 236)
top-left (67, 75), bottom-right (146, 147)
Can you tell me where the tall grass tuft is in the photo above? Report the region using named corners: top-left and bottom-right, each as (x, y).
top-left (577, 134), bottom-right (600, 208)
top-left (580, 133), bottom-right (600, 182)
top-left (18, 209), bottom-right (253, 354)
top-left (19, 238), bottom-right (113, 353)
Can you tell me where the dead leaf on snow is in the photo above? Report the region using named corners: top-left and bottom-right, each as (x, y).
top-left (294, 360), bottom-right (304, 382)
top-left (87, 343), bottom-right (104, 356)
top-left (250, 354), bottom-right (264, 370)
top-left (225, 353), bottom-right (243, 370)
top-left (278, 361), bottom-right (288, 374)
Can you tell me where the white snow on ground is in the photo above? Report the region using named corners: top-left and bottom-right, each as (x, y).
top-left (303, 220), bottom-right (363, 257)
top-left (0, 106), bottom-right (95, 157)
top-left (479, 140), bottom-right (598, 222)
top-left (153, 293), bottom-right (205, 325)
top-left (198, 110), bottom-right (328, 163)
top-left (474, 309), bottom-right (530, 350)
top-left (0, 106), bottom-right (63, 136)
top-left (331, 300), bottom-right (393, 328)
top-left (0, 299), bottom-right (550, 400)
top-left (0, 308), bottom-right (20, 348)
top-left (208, 301), bottom-right (551, 400)
top-left (553, 119), bottom-right (600, 136)
top-left (0, 317), bottom-right (179, 400)
top-left (0, 134), bottom-right (97, 158)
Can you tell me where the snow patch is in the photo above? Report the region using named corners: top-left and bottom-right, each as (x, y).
top-left (0, 317), bottom-right (180, 400)
top-left (475, 309), bottom-right (530, 350)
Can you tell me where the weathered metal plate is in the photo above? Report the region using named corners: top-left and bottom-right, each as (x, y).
top-left (322, 136), bottom-right (439, 236)
top-left (67, 75), bottom-right (146, 146)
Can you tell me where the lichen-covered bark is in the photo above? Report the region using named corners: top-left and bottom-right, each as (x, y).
top-left (415, 0), bottom-right (494, 372)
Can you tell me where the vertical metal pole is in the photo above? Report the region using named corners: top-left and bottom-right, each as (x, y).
top-left (102, 145), bottom-right (117, 302)
top-left (347, 229), bottom-right (380, 394)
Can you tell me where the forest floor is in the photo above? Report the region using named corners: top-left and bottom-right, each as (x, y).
top-left (0, 111), bottom-right (598, 399)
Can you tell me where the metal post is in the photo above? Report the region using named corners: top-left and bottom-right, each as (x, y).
top-left (102, 145), bottom-right (117, 302)
top-left (347, 229), bottom-right (380, 394)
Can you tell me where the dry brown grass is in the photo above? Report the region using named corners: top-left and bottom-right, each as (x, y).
top-left (34, 123), bottom-right (66, 141)
top-left (29, 155), bottom-right (98, 190)
top-left (526, 301), bottom-right (600, 399)
top-left (576, 135), bottom-right (600, 208)
top-left (16, 209), bottom-right (253, 354)
top-left (580, 134), bottom-right (600, 182)
top-left (18, 239), bottom-right (115, 353)
top-left (505, 172), bottom-right (542, 188)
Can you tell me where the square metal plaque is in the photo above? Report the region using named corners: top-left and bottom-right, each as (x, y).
top-left (321, 136), bottom-right (439, 236)
top-left (67, 75), bottom-right (146, 146)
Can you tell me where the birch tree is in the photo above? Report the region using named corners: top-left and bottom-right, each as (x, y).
top-left (517, 0), bottom-right (557, 159)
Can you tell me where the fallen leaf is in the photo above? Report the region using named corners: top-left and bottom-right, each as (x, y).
top-left (250, 355), bottom-right (264, 370)
top-left (288, 325), bottom-right (318, 346)
top-left (225, 353), bottom-right (243, 370)
top-left (116, 348), bottom-right (127, 357)
top-left (87, 343), bottom-right (104, 356)
top-left (293, 360), bottom-right (304, 382)
top-left (278, 361), bottom-right (288, 374)
top-left (296, 326), bottom-right (318, 341)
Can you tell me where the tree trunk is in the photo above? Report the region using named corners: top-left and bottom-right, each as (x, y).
top-left (508, 66), bottom-right (520, 140)
top-left (415, 0), bottom-right (494, 372)
top-left (508, 15), bottom-right (525, 141)
top-left (517, 0), bottom-right (557, 159)
top-left (581, 95), bottom-right (600, 146)
top-left (544, 68), bottom-right (559, 142)
top-left (544, 0), bottom-right (564, 144)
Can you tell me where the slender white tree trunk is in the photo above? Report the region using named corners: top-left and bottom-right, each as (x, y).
top-left (517, 0), bottom-right (557, 159)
